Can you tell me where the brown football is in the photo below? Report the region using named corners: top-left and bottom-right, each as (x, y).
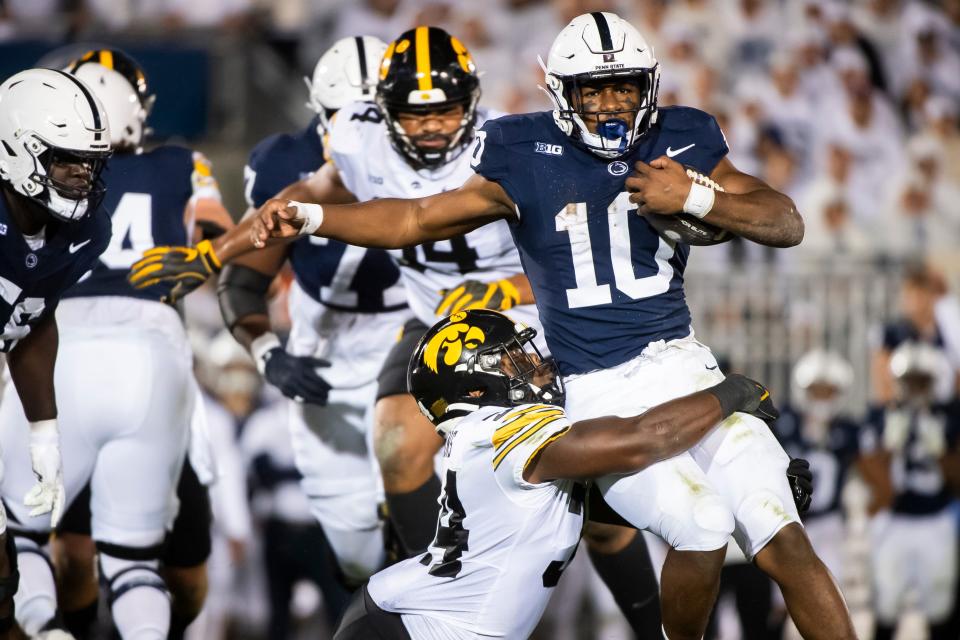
top-left (642, 166), bottom-right (733, 246)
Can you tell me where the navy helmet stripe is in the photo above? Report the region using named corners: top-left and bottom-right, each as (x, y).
top-left (591, 12), bottom-right (614, 51)
top-left (355, 37), bottom-right (368, 85)
top-left (53, 69), bottom-right (103, 141)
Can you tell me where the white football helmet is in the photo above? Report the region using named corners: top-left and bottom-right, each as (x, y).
top-left (889, 341), bottom-right (953, 403)
top-left (792, 349), bottom-right (853, 419)
top-left (0, 68), bottom-right (111, 221)
top-left (66, 49), bottom-right (153, 152)
top-left (305, 35), bottom-right (387, 132)
top-left (541, 12), bottom-right (660, 158)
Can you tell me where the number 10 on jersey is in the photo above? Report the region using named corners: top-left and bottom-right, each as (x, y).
top-left (555, 192), bottom-right (676, 309)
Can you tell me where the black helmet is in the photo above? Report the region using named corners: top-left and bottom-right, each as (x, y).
top-left (408, 310), bottom-right (564, 432)
top-left (376, 26), bottom-right (481, 170)
top-left (66, 48), bottom-right (154, 115)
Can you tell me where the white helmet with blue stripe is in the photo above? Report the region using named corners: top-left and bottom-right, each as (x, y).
top-left (541, 12), bottom-right (659, 158)
top-left (0, 68), bottom-right (111, 221)
top-left (305, 35), bottom-right (387, 133)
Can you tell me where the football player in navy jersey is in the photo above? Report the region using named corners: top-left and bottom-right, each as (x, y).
top-left (0, 67), bottom-right (112, 639)
top-left (221, 35), bottom-right (409, 584)
top-left (775, 351), bottom-right (860, 590)
top-left (239, 12), bottom-right (857, 640)
top-left (0, 51), bottom-right (232, 640)
top-left (860, 342), bottom-right (959, 640)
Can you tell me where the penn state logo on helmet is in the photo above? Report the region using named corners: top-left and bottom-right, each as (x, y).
top-left (408, 309), bottom-right (564, 432)
top-left (376, 26), bottom-right (481, 170)
top-left (0, 68), bottom-right (111, 221)
top-left (541, 12), bottom-right (660, 158)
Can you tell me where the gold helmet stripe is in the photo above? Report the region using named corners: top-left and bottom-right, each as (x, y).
top-left (99, 49), bottom-right (114, 70)
top-left (415, 25), bottom-right (433, 91)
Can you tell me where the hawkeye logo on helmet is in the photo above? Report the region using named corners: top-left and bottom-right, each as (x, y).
top-left (424, 322), bottom-right (486, 373)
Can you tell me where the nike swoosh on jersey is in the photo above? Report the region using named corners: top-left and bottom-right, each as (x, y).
top-left (665, 143), bottom-right (696, 158)
top-left (68, 239), bottom-right (92, 254)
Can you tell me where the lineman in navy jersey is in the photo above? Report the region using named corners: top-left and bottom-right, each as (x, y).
top-left (0, 51), bottom-right (232, 639)
top-left (0, 67), bottom-right (111, 638)
top-left (335, 309), bottom-right (783, 640)
top-left (224, 36), bottom-right (407, 583)
top-left (245, 12), bottom-right (857, 640)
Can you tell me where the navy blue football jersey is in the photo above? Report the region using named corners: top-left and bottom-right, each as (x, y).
top-left (64, 146), bottom-right (200, 301)
top-left (861, 403), bottom-right (960, 515)
top-left (472, 107), bottom-right (728, 375)
top-left (775, 406), bottom-right (860, 518)
top-left (0, 191), bottom-right (111, 352)
top-left (244, 118), bottom-right (404, 313)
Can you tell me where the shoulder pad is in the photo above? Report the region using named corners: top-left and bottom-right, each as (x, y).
top-left (328, 100), bottom-right (385, 157)
top-left (480, 112), bottom-right (555, 146)
top-left (142, 144), bottom-right (193, 165)
top-left (657, 106), bottom-right (721, 133)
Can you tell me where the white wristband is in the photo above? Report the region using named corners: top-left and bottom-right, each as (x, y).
top-left (287, 200), bottom-right (324, 235)
top-left (683, 182), bottom-right (717, 219)
top-left (29, 419), bottom-right (59, 444)
top-left (250, 332), bottom-right (282, 375)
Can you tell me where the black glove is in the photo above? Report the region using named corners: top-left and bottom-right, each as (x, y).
top-left (787, 457), bottom-right (814, 515)
top-left (262, 348), bottom-right (332, 405)
top-left (707, 374), bottom-right (779, 423)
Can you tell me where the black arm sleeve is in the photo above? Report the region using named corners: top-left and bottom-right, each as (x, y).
top-left (216, 264), bottom-right (273, 330)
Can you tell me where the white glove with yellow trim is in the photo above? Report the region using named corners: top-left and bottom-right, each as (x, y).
top-left (435, 279), bottom-right (520, 316)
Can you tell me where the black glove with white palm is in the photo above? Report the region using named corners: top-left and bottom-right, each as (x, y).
top-left (251, 333), bottom-right (332, 405)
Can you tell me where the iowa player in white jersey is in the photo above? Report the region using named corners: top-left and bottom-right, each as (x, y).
top-left (0, 51), bottom-right (232, 640)
top-left (0, 67), bottom-right (112, 640)
top-left (334, 309), bottom-right (791, 639)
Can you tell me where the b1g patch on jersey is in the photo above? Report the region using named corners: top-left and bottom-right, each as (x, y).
top-left (492, 404), bottom-right (569, 471)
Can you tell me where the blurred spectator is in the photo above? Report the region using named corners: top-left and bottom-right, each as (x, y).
top-left (816, 46), bottom-right (904, 225)
top-left (799, 141), bottom-right (873, 257)
top-left (922, 96), bottom-right (960, 185)
top-left (820, 0), bottom-right (888, 92)
top-left (755, 49), bottom-right (816, 175)
top-left (859, 341), bottom-right (960, 640)
top-left (879, 174), bottom-right (957, 261)
top-left (722, 0), bottom-right (783, 72)
top-left (330, 0), bottom-right (415, 44)
top-left (893, 2), bottom-right (960, 102)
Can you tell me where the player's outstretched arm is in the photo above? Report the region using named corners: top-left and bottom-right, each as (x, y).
top-left (525, 374), bottom-right (777, 483)
top-left (128, 162), bottom-right (357, 299)
top-left (250, 173), bottom-right (517, 250)
top-left (6, 315), bottom-right (66, 525)
top-left (626, 156), bottom-right (803, 248)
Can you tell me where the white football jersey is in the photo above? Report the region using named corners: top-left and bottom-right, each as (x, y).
top-left (367, 403), bottom-right (584, 639)
top-left (327, 101), bottom-right (541, 333)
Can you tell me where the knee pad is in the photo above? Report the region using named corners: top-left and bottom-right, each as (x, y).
top-left (98, 548), bottom-right (169, 607)
top-left (665, 494), bottom-right (734, 552)
top-left (733, 489), bottom-right (798, 559)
